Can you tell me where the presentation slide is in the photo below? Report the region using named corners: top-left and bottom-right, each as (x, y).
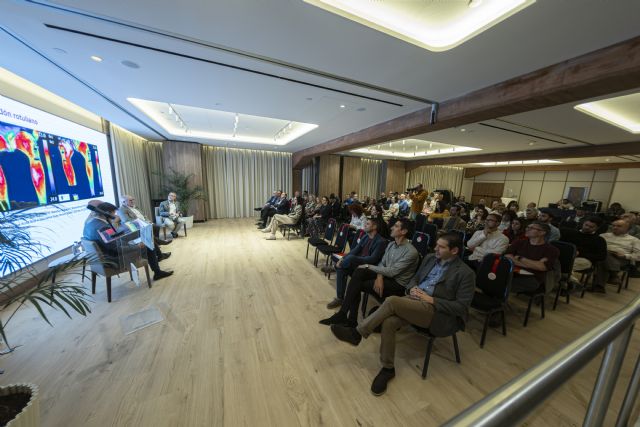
top-left (0, 93), bottom-right (116, 269)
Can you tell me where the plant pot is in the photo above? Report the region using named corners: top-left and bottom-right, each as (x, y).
top-left (183, 215), bottom-right (194, 229)
top-left (0, 384), bottom-right (39, 427)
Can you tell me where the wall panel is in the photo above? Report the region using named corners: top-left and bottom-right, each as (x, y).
top-left (385, 160), bottom-right (406, 193)
top-left (341, 157), bottom-right (362, 197)
top-left (163, 141), bottom-right (206, 221)
top-left (318, 155), bottom-right (340, 197)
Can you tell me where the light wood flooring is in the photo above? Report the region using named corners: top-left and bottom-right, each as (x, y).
top-left (1, 218), bottom-right (639, 427)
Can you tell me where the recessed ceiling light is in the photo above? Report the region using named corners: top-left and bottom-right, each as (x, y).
top-left (340, 104), bottom-right (346, 109)
top-left (306, 97), bottom-right (313, 101)
top-left (304, 0), bottom-right (535, 52)
top-left (574, 93), bottom-right (640, 134)
top-left (52, 48), bottom-right (67, 54)
top-left (121, 60), bottom-right (140, 69)
top-left (90, 55), bottom-right (103, 62)
top-left (475, 159), bottom-right (562, 166)
top-left (605, 158), bottom-right (611, 162)
top-left (528, 142), bottom-right (535, 146)
top-left (357, 107), bottom-right (366, 112)
top-left (460, 128), bottom-right (466, 132)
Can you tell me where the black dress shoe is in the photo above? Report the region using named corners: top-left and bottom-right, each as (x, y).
top-left (153, 270), bottom-right (174, 280)
top-left (159, 252), bottom-right (171, 261)
top-left (371, 368), bottom-right (395, 396)
top-left (330, 324), bottom-right (362, 346)
top-left (171, 232), bottom-right (178, 238)
top-left (156, 239), bottom-right (172, 246)
top-left (319, 311), bottom-right (348, 326)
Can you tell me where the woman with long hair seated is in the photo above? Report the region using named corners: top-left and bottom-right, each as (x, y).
top-left (369, 203), bottom-right (390, 239)
top-left (503, 217), bottom-right (527, 243)
top-left (466, 206), bottom-right (488, 234)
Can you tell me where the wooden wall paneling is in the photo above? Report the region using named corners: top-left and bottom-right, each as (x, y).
top-left (292, 169), bottom-right (302, 194)
top-left (318, 155), bottom-right (340, 197)
top-left (471, 182), bottom-right (504, 205)
top-left (385, 160), bottom-right (406, 193)
top-left (162, 141), bottom-right (206, 221)
top-left (341, 157), bottom-right (362, 198)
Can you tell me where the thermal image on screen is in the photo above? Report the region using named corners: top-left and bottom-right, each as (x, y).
top-left (0, 120), bottom-right (104, 211)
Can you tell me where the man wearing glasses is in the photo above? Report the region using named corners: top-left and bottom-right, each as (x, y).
top-left (504, 221), bottom-right (559, 293)
top-left (465, 213), bottom-right (509, 269)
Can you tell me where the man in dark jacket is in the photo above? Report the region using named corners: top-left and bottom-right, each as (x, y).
top-left (325, 218), bottom-right (388, 309)
top-left (330, 232), bottom-right (475, 396)
top-left (560, 216), bottom-right (607, 271)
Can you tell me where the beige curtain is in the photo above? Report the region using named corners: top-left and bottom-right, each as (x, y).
top-left (145, 141), bottom-right (165, 200)
top-left (406, 165), bottom-right (464, 195)
top-left (301, 163), bottom-right (316, 194)
top-left (203, 147), bottom-right (292, 218)
top-left (110, 124), bottom-right (155, 219)
top-left (360, 158), bottom-right (382, 199)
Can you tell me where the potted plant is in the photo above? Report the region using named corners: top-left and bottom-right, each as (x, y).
top-left (0, 208), bottom-right (93, 426)
top-left (162, 168), bottom-right (206, 228)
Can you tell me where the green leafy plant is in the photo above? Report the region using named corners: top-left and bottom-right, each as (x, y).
top-left (162, 168), bottom-right (206, 216)
top-left (0, 208), bottom-right (93, 351)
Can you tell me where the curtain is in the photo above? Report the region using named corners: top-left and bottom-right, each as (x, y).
top-left (301, 163), bottom-right (316, 195)
top-left (360, 158), bottom-right (382, 199)
top-left (203, 147), bottom-right (292, 219)
top-left (144, 141), bottom-right (165, 200)
top-left (406, 165), bottom-right (464, 195)
top-left (110, 124), bottom-right (155, 219)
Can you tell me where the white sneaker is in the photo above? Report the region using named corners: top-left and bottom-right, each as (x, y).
top-left (265, 235), bottom-right (276, 240)
top-left (261, 228), bottom-right (271, 233)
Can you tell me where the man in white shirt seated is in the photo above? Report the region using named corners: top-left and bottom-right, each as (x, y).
top-left (465, 213), bottom-right (509, 269)
top-left (118, 194), bottom-right (171, 260)
top-left (159, 192), bottom-right (187, 238)
top-left (594, 220), bottom-right (640, 291)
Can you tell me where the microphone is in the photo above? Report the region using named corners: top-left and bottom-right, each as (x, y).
top-left (87, 204), bottom-right (116, 220)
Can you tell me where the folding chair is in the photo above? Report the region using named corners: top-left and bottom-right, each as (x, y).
top-left (315, 224), bottom-right (350, 267)
top-left (306, 218), bottom-right (336, 259)
top-left (551, 241), bottom-right (577, 310)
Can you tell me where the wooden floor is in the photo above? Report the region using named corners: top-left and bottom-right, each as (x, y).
top-left (1, 218), bottom-right (639, 427)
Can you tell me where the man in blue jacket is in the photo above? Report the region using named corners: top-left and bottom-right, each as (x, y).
top-left (326, 218), bottom-right (388, 309)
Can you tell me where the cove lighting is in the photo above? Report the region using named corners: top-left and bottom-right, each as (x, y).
top-left (574, 93), bottom-right (640, 134)
top-left (303, 0), bottom-right (535, 52)
top-left (352, 139), bottom-right (480, 158)
top-left (128, 98), bottom-right (318, 145)
top-left (474, 159), bottom-right (562, 166)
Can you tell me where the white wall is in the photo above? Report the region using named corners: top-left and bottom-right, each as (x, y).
top-left (460, 168), bottom-right (633, 210)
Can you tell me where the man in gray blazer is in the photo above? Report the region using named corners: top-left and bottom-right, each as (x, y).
top-left (159, 192), bottom-right (186, 238)
top-left (330, 232), bottom-right (475, 396)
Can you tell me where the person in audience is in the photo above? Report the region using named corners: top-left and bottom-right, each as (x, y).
top-left (620, 213), bottom-right (640, 238)
top-left (504, 221), bottom-right (559, 294)
top-left (118, 195), bottom-right (171, 261)
top-left (523, 207), bottom-right (539, 222)
top-left (83, 201), bottom-right (173, 280)
top-left (560, 216), bottom-right (607, 285)
top-left (518, 202), bottom-right (537, 218)
top-left (369, 204), bottom-right (390, 239)
top-left (307, 196), bottom-right (331, 238)
top-left (261, 192), bottom-right (290, 229)
top-left (408, 184), bottom-right (428, 220)
top-left (159, 192), bottom-right (186, 238)
top-left (606, 202), bottom-right (625, 218)
top-left (557, 198), bottom-right (575, 210)
top-left (329, 194), bottom-right (341, 218)
top-left (563, 207), bottom-right (587, 229)
top-left (347, 203), bottom-right (368, 242)
top-left (442, 205), bottom-right (467, 232)
top-left (326, 218), bottom-right (388, 309)
top-left (329, 232), bottom-right (475, 396)
top-left (262, 196), bottom-right (304, 240)
top-left (319, 218), bottom-right (420, 327)
top-left (118, 195), bottom-right (171, 246)
top-left (304, 195), bottom-right (317, 217)
top-left (498, 211), bottom-right (515, 232)
top-left (466, 207), bottom-right (488, 234)
top-left (503, 217), bottom-right (527, 243)
top-left (506, 201), bottom-right (519, 214)
top-left (379, 192), bottom-right (388, 207)
top-left (465, 213), bottom-right (509, 269)
top-left (427, 201), bottom-right (449, 224)
top-left (478, 198), bottom-right (487, 207)
top-left (383, 196), bottom-right (399, 222)
top-left (538, 209), bottom-right (561, 242)
top-left (490, 200), bottom-right (499, 212)
top-left (490, 202), bottom-right (506, 216)
top-left (397, 193), bottom-right (410, 218)
top-left (257, 190), bottom-right (281, 225)
top-left (594, 220), bottom-right (640, 290)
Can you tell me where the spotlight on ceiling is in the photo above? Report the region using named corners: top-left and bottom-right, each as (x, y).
top-left (90, 55), bottom-right (103, 62)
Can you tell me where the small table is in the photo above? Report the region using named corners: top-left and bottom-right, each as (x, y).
top-left (47, 252), bottom-right (88, 284)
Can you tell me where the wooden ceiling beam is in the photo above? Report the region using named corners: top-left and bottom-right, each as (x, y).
top-left (293, 35), bottom-right (640, 169)
top-left (406, 141), bottom-right (640, 171)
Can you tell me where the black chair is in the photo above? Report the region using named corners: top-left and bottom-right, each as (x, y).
top-left (306, 218), bottom-right (336, 259)
top-left (413, 326), bottom-right (461, 379)
top-left (349, 229), bottom-right (366, 251)
top-left (451, 230), bottom-right (467, 259)
top-left (521, 281), bottom-right (546, 327)
top-left (617, 264), bottom-right (633, 293)
top-left (411, 231), bottom-right (430, 259)
top-left (471, 254), bottom-right (513, 348)
top-left (280, 211), bottom-right (305, 240)
top-left (415, 214), bottom-right (426, 233)
top-left (423, 223), bottom-right (438, 249)
top-left (551, 241), bottom-right (577, 310)
top-left (315, 224), bottom-right (350, 267)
